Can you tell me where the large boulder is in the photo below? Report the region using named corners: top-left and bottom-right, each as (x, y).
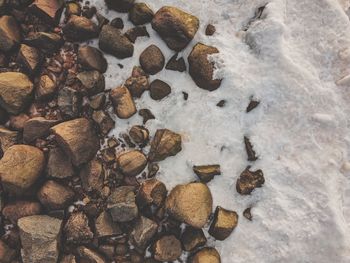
top-left (0, 16), bottom-right (21, 52)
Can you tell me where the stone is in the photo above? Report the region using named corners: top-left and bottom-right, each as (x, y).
top-left (124, 26), bottom-right (149, 43)
top-left (165, 53), bottom-right (186, 72)
top-left (181, 226), bottom-right (207, 252)
top-left (51, 118), bottom-right (100, 166)
top-left (110, 17), bottom-right (124, 29)
top-left (244, 136), bottom-right (258, 161)
top-left (243, 207), bottom-right (252, 221)
top-left (9, 114), bottom-right (29, 131)
top-left (247, 99), bottom-right (260, 113)
top-left (0, 240), bottom-right (16, 263)
top-left (216, 100), bottom-right (226, 107)
top-left (65, 2), bottom-right (81, 17)
top-left (18, 215), bottom-right (62, 263)
top-left (57, 87), bottom-right (82, 118)
top-left (136, 179), bottom-right (167, 208)
top-left (30, 0), bottom-right (64, 24)
top-left (36, 75), bottom-right (57, 100)
top-left (64, 212), bottom-right (93, 244)
top-left (139, 45), bottom-right (165, 75)
top-left (0, 126), bottom-right (18, 153)
top-left (148, 129), bottom-right (182, 162)
top-left (89, 93), bottom-right (106, 110)
top-left (205, 24), bottom-right (216, 36)
top-left (152, 7), bottom-right (199, 51)
top-left (95, 211), bottom-right (122, 238)
top-left (98, 245), bottom-right (114, 260)
top-left (193, 165), bottom-right (221, 183)
top-left (23, 117), bottom-right (59, 142)
top-left (110, 86), bottom-right (137, 119)
top-left (3, 201), bottom-right (42, 223)
top-left (0, 145), bottom-right (44, 193)
top-left (16, 44), bottom-right (43, 75)
top-left (153, 235), bottom-right (182, 262)
top-left (92, 110), bottom-right (115, 135)
top-left (125, 75), bottom-right (149, 98)
top-left (107, 186), bottom-right (138, 222)
top-left (78, 46), bottom-right (108, 73)
top-left (105, 0), bottom-right (135, 12)
top-left (77, 70), bottom-right (105, 96)
top-left (80, 159), bottom-right (104, 194)
top-left (129, 125), bottom-right (149, 144)
top-left (77, 247), bottom-right (106, 263)
top-left (209, 206), bottom-right (238, 241)
top-left (37, 180), bottom-right (75, 210)
top-left (96, 12), bottom-right (109, 29)
top-left (149, 79), bottom-right (171, 100)
top-left (236, 167), bottom-right (265, 195)
top-left (130, 216), bottom-right (158, 250)
top-left (139, 109), bottom-right (155, 124)
top-left (0, 16), bottom-right (21, 52)
top-left (24, 32), bottom-right (63, 53)
top-left (190, 247), bottom-right (221, 263)
top-left (99, 25), bottom-right (134, 59)
top-left (60, 254), bottom-right (77, 263)
top-left (0, 72), bottom-right (34, 115)
top-left (166, 182), bottom-right (213, 228)
top-left (47, 147), bottom-right (74, 179)
top-left (188, 43), bottom-right (222, 91)
top-left (63, 15), bottom-right (99, 42)
top-left (117, 150), bottom-right (147, 177)
top-left (129, 3), bottom-right (154, 25)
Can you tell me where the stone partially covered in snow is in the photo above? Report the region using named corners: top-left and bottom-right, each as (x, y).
top-left (209, 206), bottom-right (238, 240)
top-left (139, 45), bottom-right (165, 75)
top-left (105, 0), bottom-right (135, 12)
top-left (107, 186), bottom-right (138, 222)
top-left (110, 86), bottom-right (137, 119)
top-left (63, 15), bottom-right (99, 42)
top-left (117, 150), bottom-right (147, 176)
top-left (236, 167), bottom-right (265, 195)
top-left (148, 129), bottom-right (182, 162)
top-left (0, 16), bottom-right (21, 52)
top-left (190, 247), bottom-right (221, 263)
top-left (152, 6), bottom-right (199, 51)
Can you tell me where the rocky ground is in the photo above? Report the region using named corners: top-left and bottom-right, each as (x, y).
top-left (0, 0), bottom-right (265, 262)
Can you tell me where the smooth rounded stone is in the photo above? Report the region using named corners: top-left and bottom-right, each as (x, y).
top-left (99, 25), bottom-right (134, 59)
top-left (16, 44), bottom-right (43, 75)
top-left (153, 235), bottom-right (182, 262)
top-left (105, 0), bottom-right (135, 12)
top-left (0, 72), bottom-right (34, 115)
top-left (77, 70), bottom-right (105, 96)
top-left (148, 129), bottom-right (182, 162)
top-left (47, 147), bottom-right (74, 179)
top-left (24, 32), bottom-right (63, 53)
top-left (92, 110), bottom-right (115, 135)
top-left (136, 179), bottom-right (167, 208)
top-left (193, 164), bottom-right (221, 183)
top-left (63, 15), bottom-right (99, 42)
top-left (149, 79), bottom-right (171, 100)
top-left (29, 0), bottom-right (64, 24)
top-left (51, 118), bottom-right (100, 166)
top-left (95, 211), bottom-right (122, 238)
top-left (139, 45), bottom-right (165, 75)
top-left (130, 216), bottom-right (158, 250)
top-left (36, 74), bottom-right (57, 100)
top-left (78, 46), bottom-right (107, 73)
top-left (165, 53), bottom-right (186, 72)
top-left (129, 125), bottom-right (149, 144)
top-left (129, 3), bottom-right (154, 25)
top-left (18, 215), bottom-right (62, 263)
top-left (57, 87), bottom-right (82, 119)
top-left (188, 43), bottom-right (222, 91)
top-left (0, 126), bottom-right (18, 153)
top-left (151, 6), bottom-right (199, 51)
top-left (110, 17), bottom-right (124, 29)
top-left (0, 16), bottom-right (21, 52)
top-left (236, 167), bottom-right (265, 195)
top-left (23, 117), bottom-right (59, 142)
top-left (190, 247), bottom-right (221, 263)
top-left (64, 212), bottom-right (93, 245)
top-left (166, 182), bottom-right (213, 228)
top-left (0, 145), bottom-right (44, 193)
top-left (37, 180), bottom-right (75, 210)
top-left (3, 201), bottom-right (42, 223)
top-left (205, 24), bottom-right (216, 36)
top-left (65, 2), bottom-right (81, 17)
top-left (209, 206), bottom-right (238, 241)
top-left (0, 240), bottom-right (16, 263)
top-left (117, 150), bottom-right (147, 176)
top-left (110, 86), bottom-right (137, 119)
top-left (77, 246), bottom-right (106, 263)
top-left (181, 226), bottom-right (207, 252)
top-left (107, 186), bottom-right (138, 222)
top-left (124, 25), bottom-right (149, 43)
top-left (80, 159), bottom-right (104, 194)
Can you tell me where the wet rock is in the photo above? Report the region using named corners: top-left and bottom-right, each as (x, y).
top-left (193, 164), bottom-right (221, 183)
top-left (99, 24), bottom-right (134, 59)
top-left (243, 207), bottom-right (252, 221)
top-left (3, 201), bottom-right (42, 223)
top-left (125, 75), bottom-right (149, 98)
top-left (205, 24), bottom-right (216, 36)
top-left (0, 126), bottom-right (18, 153)
top-left (244, 136), bottom-right (258, 161)
top-left (77, 246), bottom-right (106, 263)
top-left (47, 147), bottom-right (74, 179)
top-left (77, 70), bottom-right (105, 96)
top-left (30, 0), bottom-right (64, 24)
top-left (181, 226), bottom-right (207, 252)
top-left (130, 216), bottom-right (158, 250)
top-left (139, 108), bottom-right (155, 124)
top-left (0, 72), bottom-right (33, 115)
top-left (0, 240), bottom-right (16, 263)
top-left (51, 118), bottom-right (100, 166)
top-left (16, 44), bottom-right (43, 75)
top-left (149, 79), bottom-right (171, 100)
top-left (165, 53), bottom-right (186, 72)
top-left (188, 43), bottom-right (222, 91)
top-left (246, 99), bottom-right (260, 113)
top-left (209, 206), bottom-right (238, 240)
top-left (78, 46), bottom-right (108, 73)
top-left (105, 0), bottom-right (135, 12)
top-left (136, 179), bottom-right (167, 208)
top-left (107, 186), bottom-right (138, 222)
top-left (18, 215), bottom-right (62, 263)
top-left (236, 167), bottom-right (265, 195)
top-left (89, 93), bottom-right (106, 110)
top-left (124, 26), bottom-right (149, 43)
top-left (117, 150), bottom-right (147, 176)
top-left (24, 32), bottom-right (63, 53)
top-left (190, 247), bottom-right (221, 263)
top-left (63, 15), bottom-right (99, 42)
top-left (153, 235), bottom-right (182, 262)
top-left (64, 212), bottom-right (93, 244)
top-left (23, 117), bottom-right (59, 142)
top-left (129, 125), bottom-right (149, 144)
top-left (129, 3), bottom-right (153, 25)
top-left (110, 86), bottom-right (137, 119)
top-left (0, 16), bottom-right (21, 52)
top-left (57, 87), bottom-right (82, 118)
top-left (95, 211), bottom-right (122, 238)
top-left (65, 2), bottom-right (81, 17)
top-left (37, 180), bottom-right (75, 210)
top-left (149, 129), bottom-right (182, 162)
top-left (110, 17), bottom-right (124, 29)
top-left (80, 159), bottom-right (104, 194)
top-left (92, 110), bottom-right (115, 135)
top-left (0, 145), bottom-right (44, 193)
top-left (36, 74), bottom-right (57, 100)
top-left (166, 182), bottom-right (212, 228)
top-left (139, 45), bottom-right (165, 75)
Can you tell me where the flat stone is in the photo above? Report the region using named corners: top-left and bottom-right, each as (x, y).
top-left (181, 226), bottom-right (207, 252)
top-left (105, 0), bottom-right (135, 12)
top-left (78, 46), bottom-right (107, 73)
top-left (148, 129), bottom-right (182, 162)
top-left (139, 45), bottom-right (164, 75)
top-left (110, 86), bottom-right (137, 119)
top-left (129, 3), bottom-right (154, 25)
top-left (16, 44), bottom-right (43, 75)
top-left (3, 201), bottom-right (42, 223)
top-left (30, 0), bottom-right (64, 24)
top-left (0, 16), bottom-right (21, 52)
top-left (47, 147), bottom-right (74, 179)
top-left (209, 206), bottom-right (238, 240)
top-left (107, 186), bottom-right (138, 222)
top-left (236, 167), bottom-right (265, 195)
top-left (153, 235), bottom-right (182, 262)
top-left (193, 164), bottom-right (221, 183)
top-left (149, 79), bottom-right (171, 100)
top-left (190, 247), bottom-right (221, 263)
top-left (95, 211), bottom-right (122, 238)
top-left (130, 216), bottom-right (158, 250)
top-left (117, 150), bottom-right (147, 176)
top-left (63, 15), bottom-right (99, 42)
top-left (64, 212), bottom-right (93, 244)
top-left (77, 70), bottom-right (105, 96)
top-left (23, 117), bottom-right (59, 142)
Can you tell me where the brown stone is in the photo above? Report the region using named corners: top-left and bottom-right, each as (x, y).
top-left (23, 117), bottom-right (59, 142)
top-left (110, 17), bottom-right (124, 29)
top-left (105, 0), bottom-right (135, 12)
top-left (110, 86), bottom-right (137, 119)
top-left (165, 53), bottom-right (186, 72)
top-left (78, 45), bottom-right (108, 73)
top-left (3, 201), bottom-right (42, 223)
top-left (236, 167), bottom-right (265, 195)
top-left (124, 26), bottom-right (149, 43)
top-left (47, 147), bottom-right (74, 179)
top-left (117, 150), bottom-right (147, 176)
top-left (136, 179), bottom-right (167, 208)
top-left (77, 70), bottom-right (105, 96)
top-left (57, 87), bottom-right (82, 118)
top-left (95, 211), bottom-right (122, 238)
top-left (80, 159), bottom-right (104, 194)
top-left (30, 0), bottom-right (64, 24)
top-left (149, 129), bottom-right (182, 162)
top-left (0, 16), bottom-right (21, 52)
top-left (149, 79), bottom-right (171, 100)
top-left (205, 24), bottom-right (216, 36)
top-left (181, 226), bottom-right (207, 252)
top-left (243, 207), bottom-right (253, 221)
top-left (107, 186), bottom-right (138, 222)
top-left (246, 99), bottom-right (260, 113)
top-left (24, 32), bottom-right (63, 53)
top-left (129, 125), bottom-right (149, 145)
top-left (0, 126), bottom-right (18, 153)
top-left (9, 114), bottom-right (29, 131)
top-left (209, 206), bottom-right (238, 240)
top-left (125, 75), bottom-right (149, 98)
top-left (129, 3), bottom-right (154, 25)
top-left (16, 44), bottom-right (43, 75)
top-left (153, 235), bottom-right (182, 262)
top-left (139, 108), bottom-right (155, 124)
top-left (63, 15), bottom-right (99, 42)
top-left (244, 136), bottom-right (258, 161)
top-left (92, 110), bottom-right (115, 135)
top-left (77, 246), bottom-right (106, 263)
top-left (98, 245), bottom-right (115, 260)
top-left (130, 216), bottom-right (158, 250)
top-left (36, 74), bottom-right (57, 100)
top-left (0, 240), bottom-right (16, 263)
top-left (89, 93), bottom-right (106, 110)
top-left (139, 45), bottom-right (165, 75)
top-left (193, 164), bottom-right (221, 183)
top-left (190, 247), bottom-right (221, 263)
top-left (65, 2), bottom-right (81, 17)
top-left (60, 254), bottom-right (77, 263)
top-left (64, 212), bottom-right (93, 244)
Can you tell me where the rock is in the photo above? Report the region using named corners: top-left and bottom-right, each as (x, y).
top-left (129, 125), bottom-right (149, 144)
top-left (152, 7), bottom-right (199, 51)
top-left (95, 211), bottom-right (122, 238)
top-left (188, 43), bottom-right (222, 91)
top-left (153, 235), bottom-right (182, 262)
top-left (105, 0), bottom-right (135, 12)
top-left (243, 207), bottom-right (252, 221)
top-left (37, 180), bottom-right (75, 210)
top-left (64, 212), bottom-right (93, 244)
top-left (89, 93), bottom-right (106, 110)
top-left (16, 44), bottom-right (43, 75)
top-left (99, 25), bottom-right (134, 59)
top-left (92, 110), bottom-right (115, 135)
top-left (110, 86), bottom-right (137, 119)
top-left (77, 247), bottom-right (106, 263)
top-left (96, 12), bottom-right (109, 29)
top-left (57, 87), bottom-right (82, 118)
top-left (190, 247), bottom-right (221, 263)
top-left (216, 100), bottom-right (226, 107)
top-left (63, 15), bottom-right (99, 42)
top-left (209, 206), bottom-right (238, 241)
top-left (117, 150), bottom-right (147, 176)
top-left (0, 126), bottom-right (18, 153)
top-left (60, 254), bottom-right (77, 263)
top-left (18, 215), bottom-right (62, 263)
top-left (139, 45), bottom-right (165, 75)
top-left (77, 70), bottom-right (105, 96)
top-left (0, 72), bottom-right (34, 115)
top-left (193, 165), bottom-right (221, 183)
top-left (0, 240), bottom-right (16, 263)
top-left (3, 201), bottom-right (42, 223)
top-left (36, 75), bottom-right (57, 100)
top-left (23, 117), bottom-right (59, 142)
top-left (65, 2), bottom-right (81, 17)
top-left (244, 136), bottom-right (258, 161)
top-left (107, 186), bottom-right (138, 222)
top-left (124, 26), bottom-right (149, 43)
top-left (30, 0), bottom-right (64, 24)
top-left (9, 114), bottom-right (29, 131)
top-left (136, 179), bottom-right (167, 208)
top-left (129, 3), bottom-right (154, 25)
top-left (149, 129), bottom-right (182, 162)
top-left (80, 159), bottom-right (104, 194)
top-left (51, 118), bottom-right (100, 166)
top-left (246, 99), bottom-right (260, 113)
top-left (165, 53), bottom-right (186, 72)
top-left (110, 17), bottom-right (124, 29)
top-left (47, 147), bottom-right (74, 179)
top-left (139, 109), bottom-right (155, 124)
top-left (0, 16), bottom-right (21, 52)
top-left (78, 46), bottom-right (108, 73)
top-left (205, 24), bottom-right (216, 36)
top-left (0, 145), bottom-right (44, 193)
top-left (130, 216), bottom-right (158, 250)
top-left (181, 226), bottom-right (207, 252)
top-left (149, 79), bottom-right (171, 100)
top-left (236, 167), bottom-right (265, 195)
top-left (24, 32), bottom-right (63, 53)
top-left (166, 182), bottom-right (212, 228)
top-left (98, 245), bottom-right (114, 260)
top-left (125, 75), bottom-right (149, 98)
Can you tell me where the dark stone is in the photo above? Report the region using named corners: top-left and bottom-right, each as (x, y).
top-left (110, 17), bottom-right (124, 29)
top-left (205, 24), bottom-right (216, 36)
top-left (236, 166), bottom-right (265, 195)
top-left (77, 70), bottom-right (105, 96)
top-left (246, 99), bottom-right (260, 112)
top-left (244, 136), bottom-right (258, 161)
top-left (57, 87), bottom-right (82, 119)
top-left (78, 45), bottom-right (108, 73)
top-left (29, 0), bottom-right (64, 24)
top-left (216, 100), bottom-right (226, 107)
top-left (139, 45), bottom-right (164, 75)
top-left (124, 26), bottom-right (149, 43)
top-left (24, 32), bottom-right (63, 53)
top-left (243, 207), bottom-right (253, 221)
top-left (149, 79), bottom-right (171, 100)
top-left (47, 147), bottom-right (74, 179)
top-left (139, 108), bottom-right (155, 124)
top-left (208, 206), bottom-right (238, 240)
top-left (165, 53), bottom-right (186, 72)
top-left (153, 235), bottom-right (182, 262)
top-left (23, 117), bottom-right (59, 142)
top-left (0, 16), bottom-right (21, 52)
top-left (105, 0), bottom-right (135, 12)
top-left (16, 44), bottom-right (43, 75)
top-left (129, 3), bottom-right (154, 25)
top-left (181, 226), bottom-right (207, 252)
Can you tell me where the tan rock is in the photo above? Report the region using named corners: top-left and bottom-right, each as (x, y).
top-left (77, 246), bottom-right (106, 263)
top-left (148, 129), bottom-right (182, 162)
top-left (80, 159), bottom-right (104, 194)
top-left (95, 211), bottom-right (122, 238)
top-left (23, 117), bottom-right (59, 142)
top-left (117, 150), bottom-right (147, 176)
top-left (78, 45), bottom-right (107, 73)
top-left (0, 126), bottom-right (18, 153)
top-left (181, 226), bottom-right (207, 252)
top-left (190, 247), bottom-right (221, 263)
top-left (36, 74), bottom-right (57, 100)
top-left (110, 86), bottom-right (137, 119)
top-left (77, 70), bottom-right (105, 96)
top-left (136, 179), bottom-right (167, 208)
top-left (208, 206), bottom-right (238, 240)
top-left (193, 164), bottom-right (221, 183)
top-left (3, 201), bottom-right (42, 223)
top-left (107, 186), bottom-right (138, 222)
top-left (47, 147), bottom-right (74, 179)
top-left (129, 125), bottom-right (149, 144)
top-left (0, 16), bottom-right (21, 52)
top-left (153, 235), bottom-right (182, 262)
top-left (64, 212), bottom-right (93, 245)
top-left (30, 0), bottom-right (64, 24)
top-left (24, 32), bottom-right (63, 53)
top-left (63, 15), bottom-right (99, 42)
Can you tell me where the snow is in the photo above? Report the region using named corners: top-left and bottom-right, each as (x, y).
top-left (89, 0), bottom-right (350, 262)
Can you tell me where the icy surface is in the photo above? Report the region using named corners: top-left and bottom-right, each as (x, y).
top-left (90, 0), bottom-right (350, 262)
